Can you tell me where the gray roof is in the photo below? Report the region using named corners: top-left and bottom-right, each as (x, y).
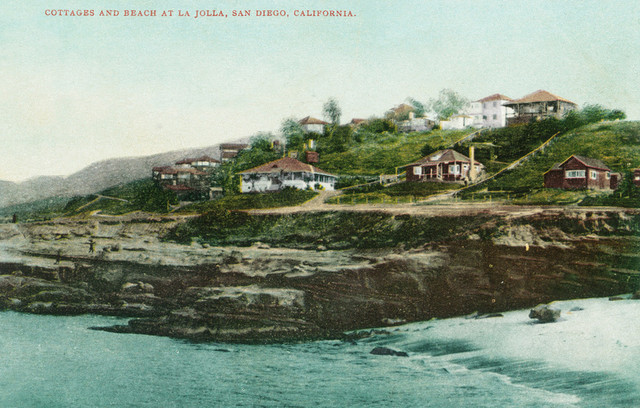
top-left (568, 155), bottom-right (611, 171)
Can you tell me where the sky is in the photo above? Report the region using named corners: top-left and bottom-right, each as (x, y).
top-left (1, 0), bottom-right (639, 182)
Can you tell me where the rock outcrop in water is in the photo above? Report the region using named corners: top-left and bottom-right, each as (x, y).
top-left (0, 207), bottom-right (639, 343)
top-left (529, 304), bottom-right (561, 323)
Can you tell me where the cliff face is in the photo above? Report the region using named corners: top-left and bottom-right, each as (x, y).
top-left (0, 208), bottom-right (639, 343)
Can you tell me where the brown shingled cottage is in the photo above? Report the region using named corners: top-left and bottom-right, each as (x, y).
top-left (543, 155), bottom-right (618, 190)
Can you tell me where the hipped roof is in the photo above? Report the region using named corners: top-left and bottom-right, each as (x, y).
top-left (405, 149), bottom-right (483, 167)
top-left (239, 157), bottom-right (335, 176)
top-left (476, 93), bottom-right (513, 103)
top-left (299, 116), bottom-right (328, 125)
top-left (505, 90), bottom-right (576, 106)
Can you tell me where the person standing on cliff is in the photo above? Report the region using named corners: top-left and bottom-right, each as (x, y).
top-left (88, 239), bottom-right (95, 253)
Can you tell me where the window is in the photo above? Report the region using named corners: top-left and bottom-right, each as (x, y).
top-left (606, 172), bottom-right (611, 180)
top-left (590, 170), bottom-right (597, 180)
top-left (449, 164), bottom-right (460, 175)
top-left (414, 166), bottom-right (422, 175)
top-left (492, 114), bottom-right (497, 120)
top-left (482, 115), bottom-right (487, 120)
top-left (565, 170), bottom-right (585, 178)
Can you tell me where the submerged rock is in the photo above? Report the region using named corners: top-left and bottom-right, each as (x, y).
top-left (370, 347), bottom-right (408, 357)
top-left (529, 304), bottom-right (561, 323)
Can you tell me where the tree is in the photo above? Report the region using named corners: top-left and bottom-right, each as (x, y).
top-left (616, 171), bottom-right (639, 198)
top-left (322, 97), bottom-right (342, 126)
top-left (280, 118), bottom-right (305, 152)
top-left (406, 97), bottom-right (426, 117)
top-left (429, 89), bottom-right (469, 120)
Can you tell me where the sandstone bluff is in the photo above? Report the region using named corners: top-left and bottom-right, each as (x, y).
top-left (0, 205), bottom-right (638, 343)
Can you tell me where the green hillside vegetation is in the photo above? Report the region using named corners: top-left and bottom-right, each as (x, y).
top-left (177, 188), bottom-right (317, 213)
top-left (0, 196), bottom-right (70, 222)
top-left (317, 128), bottom-right (469, 176)
top-left (326, 181), bottom-right (460, 204)
top-left (460, 121), bottom-right (640, 205)
top-left (0, 179), bottom-right (180, 222)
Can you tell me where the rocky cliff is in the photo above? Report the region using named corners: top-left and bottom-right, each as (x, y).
top-left (0, 207), bottom-right (638, 343)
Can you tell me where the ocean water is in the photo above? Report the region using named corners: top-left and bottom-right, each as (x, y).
top-left (1, 297), bottom-right (639, 407)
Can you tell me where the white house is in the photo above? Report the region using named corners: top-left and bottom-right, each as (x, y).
top-left (299, 116), bottom-right (328, 134)
top-left (239, 157), bottom-right (337, 193)
top-left (467, 93), bottom-right (514, 128)
top-left (440, 114), bottom-right (474, 130)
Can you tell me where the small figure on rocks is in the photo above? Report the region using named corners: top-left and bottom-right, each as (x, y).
top-left (12, 213), bottom-right (17, 223)
top-left (87, 239), bottom-right (96, 253)
top-left (529, 304), bottom-right (561, 323)
top-left (55, 249), bottom-right (62, 264)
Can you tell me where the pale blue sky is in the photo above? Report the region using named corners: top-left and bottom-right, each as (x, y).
top-left (1, 0), bottom-right (638, 181)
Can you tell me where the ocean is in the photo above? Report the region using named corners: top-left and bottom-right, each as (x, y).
top-left (1, 297), bottom-right (638, 407)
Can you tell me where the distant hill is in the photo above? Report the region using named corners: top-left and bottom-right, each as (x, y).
top-left (0, 144), bottom-right (232, 208)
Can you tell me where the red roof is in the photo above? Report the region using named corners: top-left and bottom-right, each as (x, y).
top-left (476, 93), bottom-right (513, 103)
top-left (220, 143), bottom-right (249, 150)
top-left (505, 90), bottom-right (576, 105)
top-left (406, 149), bottom-right (483, 167)
top-left (239, 157), bottom-right (335, 176)
top-left (299, 116), bottom-right (328, 125)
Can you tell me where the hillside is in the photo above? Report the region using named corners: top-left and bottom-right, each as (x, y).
top-left (317, 129), bottom-right (469, 175)
top-left (0, 144), bottom-right (231, 208)
top-left (472, 121), bottom-right (640, 193)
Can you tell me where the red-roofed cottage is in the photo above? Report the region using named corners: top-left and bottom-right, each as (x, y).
top-left (405, 149), bottom-right (484, 183)
top-left (239, 157), bottom-right (337, 193)
top-left (543, 155), bottom-right (617, 190)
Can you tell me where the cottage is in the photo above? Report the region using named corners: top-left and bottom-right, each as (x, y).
top-left (299, 116), bottom-right (328, 134)
top-left (405, 149), bottom-right (484, 183)
top-left (175, 155), bottom-right (220, 172)
top-left (397, 112), bottom-right (435, 133)
top-left (349, 118), bottom-right (367, 128)
top-left (220, 143), bottom-right (249, 162)
top-left (440, 114), bottom-right (474, 130)
top-left (239, 157), bottom-right (337, 193)
top-left (543, 155), bottom-right (615, 190)
top-left (152, 166), bottom-right (209, 191)
top-left (505, 90), bottom-right (577, 126)
top-left (468, 93), bottom-right (515, 128)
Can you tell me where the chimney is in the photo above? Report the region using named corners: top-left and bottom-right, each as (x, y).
top-left (469, 146), bottom-right (476, 182)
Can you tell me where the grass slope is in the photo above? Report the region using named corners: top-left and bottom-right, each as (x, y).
top-left (318, 129), bottom-right (469, 175)
top-left (459, 121), bottom-right (640, 205)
